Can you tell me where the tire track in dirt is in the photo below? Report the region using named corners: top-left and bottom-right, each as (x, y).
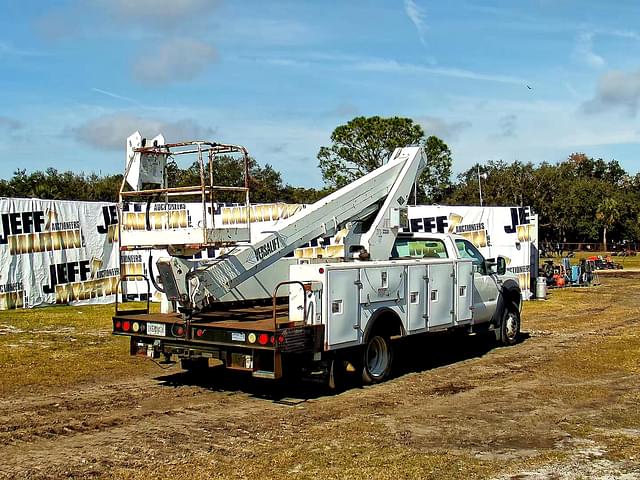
top-left (0, 375), bottom-right (291, 479)
top-left (2, 276), bottom-right (640, 479)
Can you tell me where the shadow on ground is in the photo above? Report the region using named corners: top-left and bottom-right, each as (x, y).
top-left (153, 331), bottom-right (530, 403)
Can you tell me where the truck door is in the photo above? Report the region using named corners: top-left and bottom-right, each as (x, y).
top-left (454, 239), bottom-right (499, 323)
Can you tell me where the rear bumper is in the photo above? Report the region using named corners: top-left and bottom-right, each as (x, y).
top-left (113, 317), bottom-right (324, 379)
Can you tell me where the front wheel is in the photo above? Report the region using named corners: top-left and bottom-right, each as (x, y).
top-left (499, 308), bottom-right (521, 346)
top-left (361, 335), bottom-right (393, 384)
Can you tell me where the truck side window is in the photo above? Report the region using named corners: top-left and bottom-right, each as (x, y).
top-left (391, 239), bottom-right (448, 259)
top-left (455, 239), bottom-right (486, 274)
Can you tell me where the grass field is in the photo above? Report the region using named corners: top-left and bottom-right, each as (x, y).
top-left (0, 276), bottom-right (639, 479)
top-left (0, 303), bottom-right (159, 395)
top-left (541, 250), bottom-right (640, 269)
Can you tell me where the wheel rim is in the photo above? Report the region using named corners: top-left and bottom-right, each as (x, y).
top-left (365, 336), bottom-right (389, 378)
top-left (505, 313), bottom-right (519, 341)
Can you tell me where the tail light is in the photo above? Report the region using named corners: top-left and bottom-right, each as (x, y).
top-left (258, 333), bottom-right (268, 345)
top-left (270, 335), bottom-right (275, 345)
top-left (115, 320), bottom-right (121, 330)
top-left (176, 326), bottom-right (184, 336)
top-left (196, 329), bottom-right (204, 337)
top-left (278, 335), bottom-right (285, 344)
top-left (122, 321), bottom-right (131, 332)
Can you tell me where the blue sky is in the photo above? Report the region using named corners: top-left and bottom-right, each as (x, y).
top-left (1, 0), bottom-right (639, 187)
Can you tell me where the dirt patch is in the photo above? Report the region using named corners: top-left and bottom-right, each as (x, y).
top-left (1, 276), bottom-right (640, 479)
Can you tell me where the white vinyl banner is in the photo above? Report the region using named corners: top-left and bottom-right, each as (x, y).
top-left (1, 197), bottom-right (537, 308)
top-left (0, 198), bottom-right (306, 310)
top-left (0, 198), bottom-right (121, 310)
top-left (407, 206), bottom-right (538, 299)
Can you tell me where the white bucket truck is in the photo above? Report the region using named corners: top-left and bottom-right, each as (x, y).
top-left (113, 135), bottom-right (521, 385)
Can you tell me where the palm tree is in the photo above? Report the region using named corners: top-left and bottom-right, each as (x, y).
top-left (596, 198), bottom-right (620, 251)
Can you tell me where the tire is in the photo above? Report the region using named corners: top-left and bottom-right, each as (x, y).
top-left (499, 308), bottom-right (520, 346)
top-left (361, 335), bottom-right (393, 384)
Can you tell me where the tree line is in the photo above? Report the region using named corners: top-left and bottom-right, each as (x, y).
top-left (1, 116), bottom-right (637, 249)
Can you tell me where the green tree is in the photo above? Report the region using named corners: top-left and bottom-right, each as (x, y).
top-left (167, 155), bottom-right (288, 204)
top-left (419, 136), bottom-right (452, 204)
top-left (317, 116), bottom-right (452, 202)
top-left (596, 197), bottom-right (620, 251)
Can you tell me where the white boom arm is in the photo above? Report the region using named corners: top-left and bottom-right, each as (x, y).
top-left (160, 147), bottom-right (426, 312)
top-left (360, 147), bottom-right (425, 259)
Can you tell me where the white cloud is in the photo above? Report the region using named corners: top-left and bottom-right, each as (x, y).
top-left (573, 32), bottom-right (605, 69)
top-left (0, 116), bottom-right (24, 131)
top-left (322, 102), bottom-right (360, 118)
top-left (91, 88), bottom-right (138, 104)
top-left (35, 0), bottom-right (215, 38)
top-left (404, 0), bottom-right (428, 46)
top-left (132, 38), bottom-right (217, 85)
top-left (70, 113), bottom-right (216, 150)
top-left (417, 116), bottom-right (471, 141)
top-left (96, 0), bottom-right (212, 25)
top-left (582, 69), bottom-right (640, 116)
top-left (497, 114), bottom-right (517, 138)
top-left (596, 28), bottom-right (640, 41)
top-left (354, 59), bottom-right (527, 85)
top-left (0, 42), bottom-right (45, 57)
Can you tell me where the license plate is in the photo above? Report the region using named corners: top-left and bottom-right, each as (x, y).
top-left (231, 332), bottom-right (246, 342)
top-left (147, 322), bottom-right (166, 337)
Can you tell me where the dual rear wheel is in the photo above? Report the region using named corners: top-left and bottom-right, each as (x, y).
top-left (361, 334), bottom-right (394, 384)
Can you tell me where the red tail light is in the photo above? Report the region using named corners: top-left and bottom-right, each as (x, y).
top-left (278, 335), bottom-right (285, 344)
top-left (177, 326), bottom-right (184, 336)
top-left (196, 329), bottom-right (204, 337)
top-left (122, 321), bottom-right (130, 332)
top-left (270, 335), bottom-right (275, 345)
top-left (115, 320), bottom-right (122, 330)
top-left (258, 333), bottom-right (268, 345)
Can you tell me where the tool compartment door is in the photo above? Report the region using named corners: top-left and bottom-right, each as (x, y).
top-left (427, 263), bottom-right (454, 329)
top-left (455, 260), bottom-right (473, 324)
top-left (407, 265), bottom-right (427, 332)
top-left (359, 266), bottom-right (405, 304)
top-left (327, 269), bottom-right (360, 347)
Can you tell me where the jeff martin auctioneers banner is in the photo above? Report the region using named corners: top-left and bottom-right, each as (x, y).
top-left (0, 198), bottom-right (305, 310)
top-left (0, 198), bottom-right (122, 310)
top-left (407, 205), bottom-right (539, 299)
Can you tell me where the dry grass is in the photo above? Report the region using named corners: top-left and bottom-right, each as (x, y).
top-left (0, 303), bottom-right (158, 395)
top-left (542, 250), bottom-right (640, 269)
top-left (1, 275), bottom-right (640, 479)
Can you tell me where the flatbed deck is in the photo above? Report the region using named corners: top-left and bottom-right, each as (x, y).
top-left (113, 304), bottom-right (293, 332)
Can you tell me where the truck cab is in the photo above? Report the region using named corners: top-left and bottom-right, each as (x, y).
top-left (391, 232), bottom-right (520, 325)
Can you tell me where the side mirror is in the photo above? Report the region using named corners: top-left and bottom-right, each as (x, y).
top-left (496, 256), bottom-right (507, 275)
top-left (485, 258), bottom-right (497, 274)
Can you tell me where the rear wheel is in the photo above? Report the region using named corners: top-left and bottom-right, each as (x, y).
top-left (361, 335), bottom-right (393, 384)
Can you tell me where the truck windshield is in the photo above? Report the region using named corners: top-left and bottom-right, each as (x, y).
top-left (391, 238), bottom-right (448, 259)
top-left (454, 239), bottom-right (486, 274)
